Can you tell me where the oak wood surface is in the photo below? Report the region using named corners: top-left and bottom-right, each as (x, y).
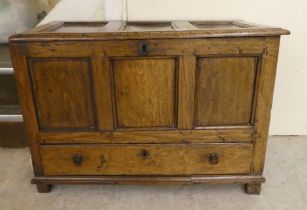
top-left (245, 183), bottom-right (262, 195)
top-left (195, 57), bottom-right (257, 126)
top-left (9, 20), bottom-right (289, 193)
top-left (10, 20), bottom-right (289, 41)
top-left (178, 55), bottom-right (196, 129)
top-left (30, 58), bottom-right (95, 130)
top-left (41, 143), bottom-right (253, 176)
top-left (91, 56), bottom-right (114, 130)
top-left (250, 37), bottom-right (281, 174)
top-left (36, 183), bottom-right (52, 193)
top-left (10, 46), bottom-right (44, 175)
top-left (38, 128), bottom-right (253, 144)
top-left (32, 175), bottom-right (265, 185)
top-left (17, 38), bottom-right (273, 57)
top-left (112, 58), bottom-right (176, 129)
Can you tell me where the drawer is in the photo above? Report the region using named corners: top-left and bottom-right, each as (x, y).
top-left (41, 143), bottom-right (253, 176)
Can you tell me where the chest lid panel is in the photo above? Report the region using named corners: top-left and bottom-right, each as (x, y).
top-left (9, 20), bottom-right (289, 41)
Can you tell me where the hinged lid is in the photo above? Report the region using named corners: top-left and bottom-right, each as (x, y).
top-left (10, 20), bottom-right (290, 41)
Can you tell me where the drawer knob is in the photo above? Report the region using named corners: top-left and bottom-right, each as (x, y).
top-left (72, 154), bottom-right (83, 166)
top-left (208, 153), bottom-right (218, 165)
top-left (139, 149), bottom-right (150, 159)
top-left (139, 42), bottom-right (148, 55)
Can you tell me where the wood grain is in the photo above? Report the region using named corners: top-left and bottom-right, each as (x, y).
top-left (38, 128), bottom-right (253, 144)
top-left (9, 20), bottom-right (289, 41)
top-left (112, 58), bottom-right (176, 129)
top-left (41, 143), bottom-right (253, 175)
top-left (91, 56), bottom-right (114, 130)
top-left (251, 37), bottom-right (281, 174)
top-left (195, 57), bottom-right (257, 126)
top-left (20, 38), bottom-right (269, 58)
top-left (30, 58), bottom-right (95, 130)
top-left (32, 175), bottom-right (265, 185)
top-left (9, 45), bottom-right (44, 175)
top-left (9, 21), bottom-right (288, 193)
top-left (178, 55), bottom-right (196, 129)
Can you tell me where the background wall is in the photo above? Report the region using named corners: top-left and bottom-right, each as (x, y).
top-left (0, 0), bottom-right (44, 42)
top-left (40, 0), bottom-right (307, 135)
top-left (0, 0), bottom-right (60, 42)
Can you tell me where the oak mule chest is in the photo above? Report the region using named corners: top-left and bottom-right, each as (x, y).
top-left (9, 20), bottom-right (289, 194)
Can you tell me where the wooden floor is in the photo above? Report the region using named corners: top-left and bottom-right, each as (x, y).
top-left (0, 136), bottom-right (306, 210)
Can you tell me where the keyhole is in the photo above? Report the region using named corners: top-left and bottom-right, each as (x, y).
top-left (142, 43), bottom-right (147, 52)
top-left (140, 149), bottom-right (150, 159)
top-left (139, 42), bottom-right (148, 55)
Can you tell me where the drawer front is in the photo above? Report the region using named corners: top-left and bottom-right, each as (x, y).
top-left (41, 144), bottom-right (252, 175)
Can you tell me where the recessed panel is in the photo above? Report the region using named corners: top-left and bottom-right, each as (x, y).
top-left (123, 22), bottom-right (174, 31)
top-left (53, 22), bottom-right (108, 32)
top-left (113, 58), bottom-right (176, 129)
top-left (196, 57), bottom-right (257, 126)
top-left (190, 21), bottom-right (250, 30)
top-left (30, 59), bottom-right (95, 130)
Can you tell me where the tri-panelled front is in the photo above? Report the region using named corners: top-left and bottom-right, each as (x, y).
top-left (24, 38), bottom-right (262, 175)
top-left (26, 39), bottom-right (261, 132)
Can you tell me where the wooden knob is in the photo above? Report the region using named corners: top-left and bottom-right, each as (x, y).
top-left (72, 154), bottom-right (83, 166)
top-left (208, 153), bottom-right (218, 165)
top-left (139, 149), bottom-right (150, 159)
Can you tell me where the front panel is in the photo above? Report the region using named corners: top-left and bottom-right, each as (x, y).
top-left (112, 58), bottom-right (177, 129)
top-left (18, 38), bottom-right (268, 143)
top-left (29, 58), bottom-right (96, 130)
top-left (195, 57), bottom-right (258, 127)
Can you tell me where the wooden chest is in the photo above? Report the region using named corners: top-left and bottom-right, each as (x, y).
top-left (9, 20), bottom-right (289, 194)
